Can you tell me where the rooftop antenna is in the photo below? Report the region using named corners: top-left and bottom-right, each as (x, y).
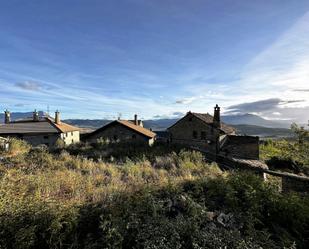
top-left (117, 112), bottom-right (122, 120)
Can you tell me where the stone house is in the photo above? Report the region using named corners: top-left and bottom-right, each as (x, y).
top-left (0, 110), bottom-right (80, 147)
top-left (168, 105), bottom-right (259, 159)
top-left (85, 115), bottom-right (156, 145)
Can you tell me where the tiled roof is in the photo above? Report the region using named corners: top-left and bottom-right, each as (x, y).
top-left (88, 120), bottom-right (156, 139)
top-left (0, 117), bottom-right (79, 135)
top-left (168, 112), bottom-right (235, 134)
top-left (117, 120), bottom-right (156, 138)
top-left (46, 117), bottom-right (80, 133)
top-left (192, 112), bottom-right (235, 134)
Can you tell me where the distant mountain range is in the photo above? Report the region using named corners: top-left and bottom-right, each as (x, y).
top-left (0, 111), bottom-right (45, 121)
top-left (0, 111), bottom-right (293, 138)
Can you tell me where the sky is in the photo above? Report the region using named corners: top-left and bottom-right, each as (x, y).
top-left (0, 0), bottom-right (309, 122)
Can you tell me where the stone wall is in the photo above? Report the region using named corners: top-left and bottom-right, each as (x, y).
top-left (220, 135), bottom-right (259, 159)
top-left (168, 113), bottom-right (219, 153)
top-left (87, 122), bottom-right (152, 145)
top-left (21, 133), bottom-right (60, 147)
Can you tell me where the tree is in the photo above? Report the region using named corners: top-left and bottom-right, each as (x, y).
top-left (290, 123), bottom-right (309, 144)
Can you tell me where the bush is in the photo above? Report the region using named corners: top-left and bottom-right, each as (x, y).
top-left (7, 138), bottom-right (31, 156)
top-left (0, 145), bottom-right (308, 248)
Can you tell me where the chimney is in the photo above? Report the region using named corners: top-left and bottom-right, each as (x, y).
top-left (4, 110), bottom-right (10, 124)
top-left (213, 104), bottom-right (221, 128)
top-left (134, 114), bottom-right (138, 125)
top-left (33, 109), bottom-right (39, 121)
top-left (55, 110), bottom-right (61, 124)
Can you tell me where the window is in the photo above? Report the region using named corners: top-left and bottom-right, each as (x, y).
top-left (43, 135), bottom-right (49, 139)
top-left (113, 135), bottom-right (118, 141)
top-left (71, 132), bottom-right (73, 136)
top-left (188, 117), bottom-right (192, 121)
top-left (201, 131), bottom-right (206, 140)
top-left (72, 139), bottom-right (74, 144)
top-left (192, 131), bottom-right (198, 139)
top-left (132, 134), bottom-right (136, 139)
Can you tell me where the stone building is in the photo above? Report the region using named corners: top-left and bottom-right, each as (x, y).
top-left (168, 105), bottom-right (260, 159)
top-left (219, 135), bottom-right (259, 159)
top-left (0, 110), bottom-right (80, 147)
top-left (85, 115), bottom-right (156, 145)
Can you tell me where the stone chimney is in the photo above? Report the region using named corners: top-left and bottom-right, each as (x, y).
top-left (213, 104), bottom-right (221, 128)
top-left (55, 110), bottom-right (61, 124)
top-left (4, 110), bottom-right (10, 124)
top-left (134, 114), bottom-right (138, 125)
top-left (33, 110), bottom-right (39, 121)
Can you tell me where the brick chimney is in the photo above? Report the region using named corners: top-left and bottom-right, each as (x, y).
top-left (55, 110), bottom-right (61, 124)
top-left (213, 104), bottom-right (221, 128)
top-left (134, 114), bottom-right (138, 125)
top-left (33, 110), bottom-right (39, 121)
top-left (4, 110), bottom-right (10, 124)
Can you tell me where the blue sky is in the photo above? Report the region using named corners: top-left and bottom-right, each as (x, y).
top-left (0, 0), bottom-right (309, 122)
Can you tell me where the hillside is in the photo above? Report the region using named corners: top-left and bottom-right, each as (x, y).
top-left (0, 140), bottom-right (308, 248)
top-left (233, 124), bottom-right (293, 138)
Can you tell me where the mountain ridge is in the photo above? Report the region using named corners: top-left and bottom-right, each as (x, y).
top-left (0, 111), bottom-right (293, 137)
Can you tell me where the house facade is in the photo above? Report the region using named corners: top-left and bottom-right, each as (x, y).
top-left (168, 105), bottom-right (259, 159)
top-left (168, 105), bottom-right (235, 153)
top-left (0, 110), bottom-right (80, 147)
top-left (85, 115), bottom-right (156, 145)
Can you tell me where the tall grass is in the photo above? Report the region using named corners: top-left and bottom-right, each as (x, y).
top-left (0, 140), bottom-right (308, 248)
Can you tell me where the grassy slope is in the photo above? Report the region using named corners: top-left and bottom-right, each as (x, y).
top-left (0, 140), bottom-right (308, 248)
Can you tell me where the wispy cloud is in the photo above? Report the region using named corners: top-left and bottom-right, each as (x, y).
top-left (293, 88), bottom-right (309, 92)
top-left (15, 81), bottom-right (43, 91)
top-left (175, 97), bottom-right (199, 104)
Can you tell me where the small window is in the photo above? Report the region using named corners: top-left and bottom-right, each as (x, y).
top-left (201, 131), bottom-right (206, 140)
top-left (192, 131), bottom-right (198, 139)
top-left (188, 117), bottom-right (192, 121)
top-left (132, 134), bottom-right (136, 139)
top-left (72, 139), bottom-right (74, 144)
top-left (113, 135), bottom-right (118, 140)
top-left (43, 135), bottom-right (49, 139)
top-left (71, 132), bottom-right (73, 136)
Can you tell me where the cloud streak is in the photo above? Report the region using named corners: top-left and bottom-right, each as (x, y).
top-left (15, 81), bottom-right (43, 91)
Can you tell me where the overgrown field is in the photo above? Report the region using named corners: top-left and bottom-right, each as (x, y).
top-left (0, 139), bottom-right (308, 248)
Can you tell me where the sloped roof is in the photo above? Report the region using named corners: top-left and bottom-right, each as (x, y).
top-left (168, 112), bottom-right (235, 134)
top-left (0, 117), bottom-right (79, 135)
top-left (117, 120), bottom-right (156, 138)
top-left (45, 117), bottom-right (80, 133)
top-left (88, 119), bottom-right (156, 139)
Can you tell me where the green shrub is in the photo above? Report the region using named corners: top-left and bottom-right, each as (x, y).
top-left (0, 144), bottom-right (308, 248)
top-left (7, 138), bottom-right (31, 155)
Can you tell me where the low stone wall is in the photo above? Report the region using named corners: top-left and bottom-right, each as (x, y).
top-left (193, 146), bottom-right (309, 194)
top-left (264, 170), bottom-right (309, 194)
